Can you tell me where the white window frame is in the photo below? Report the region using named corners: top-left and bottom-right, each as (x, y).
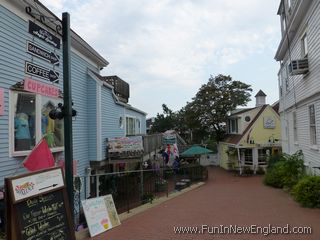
top-left (9, 90), bottom-right (64, 157)
top-left (281, 15), bottom-right (286, 33)
top-left (288, 0), bottom-right (291, 10)
top-left (301, 32), bottom-right (308, 58)
top-left (241, 148), bottom-right (253, 165)
top-left (228, 118), bottom-right (238, 134)
top-left (135, 118), bottom-right (141, 135)
top-left (125, 115), bottom-right (141, 136)
top-left (293, 111), bottom-right (298, 143)
top-left (309, 104), bottom-right (317, 146)
top-left (257, 148), bottom-right (271, 165)
top-left (278, 75), bottom-right (283, 97)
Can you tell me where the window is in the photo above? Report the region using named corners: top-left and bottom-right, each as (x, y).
top-left (309, 105), bottom-right (317, 145)
top-left (11, 91), bottom-right (64, 155)
top-left (301, 33), bottom-right (308, 57)
top-left (284, 65), bottom-right (289, 91)
top-left (281, 15), bottom-right (286, 33)
top-left (126, 116), bottom-right (141, 136)
top-left (293, 112), bottom-right (297, 142)
top-left (126, 117), bottom-right (135, 136)
top-left (279, 76), bottom-right (283, 97)
top-left (228, 118), bottom-right (238, 134)
top-left (135, 118), bottom-right (141, 135)
top-left (240, 149), bottom-right (253, 165)
top-left (258, 148), bottom-right (271, 165)
top-left (288, 0), bottom-right (291, 9)
top-left (125, 116), bottom-right (141, 136)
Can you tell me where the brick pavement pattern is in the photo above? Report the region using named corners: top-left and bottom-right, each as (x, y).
top-left (89, 167), bottom-right (320, 240)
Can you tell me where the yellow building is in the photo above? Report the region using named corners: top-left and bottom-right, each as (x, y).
top-left (219, 90), bottom-right (281, 174)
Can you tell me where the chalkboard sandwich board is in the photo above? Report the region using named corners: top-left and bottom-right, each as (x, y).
top-left (5, 167), bottom-right (75, 240)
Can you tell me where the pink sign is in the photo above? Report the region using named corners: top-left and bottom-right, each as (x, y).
top-left (24, 78), bottom-right (60, 98)
top-left (0, 88), bottom-right (4, 115)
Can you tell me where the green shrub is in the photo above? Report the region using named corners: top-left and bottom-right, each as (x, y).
top-left (267, 153), bottom-right (285, 170)
top-left (256, 167), bottom-right (265, 175)
top-left (264, 161), bottom-right (287, 188)
top-left (264, 151), bottom-right (305, 189)
top-left (292, 176), bottom-right (320, 208)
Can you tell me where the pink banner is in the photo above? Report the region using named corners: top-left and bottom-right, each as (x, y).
top-left (0, 88), bottom-right (4, 115)
top-left (24, 78), bottom-right (59, 98)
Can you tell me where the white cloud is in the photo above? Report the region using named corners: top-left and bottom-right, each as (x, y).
top-left (40, 0), bottom-right (281, 116)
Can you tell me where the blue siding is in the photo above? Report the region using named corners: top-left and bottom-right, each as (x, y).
top-left (70, 53), bottom-right (99, 176)
top-left (87, 78), bottom-right (97, 161)
top-left (0, 6), bottom-right (64, 183)
top-left (0, 5), bottom-right (99, 181)
top-left (0, 4), bottom-right (148, 183)
top-left (101, 87), bottom-right (125, 159)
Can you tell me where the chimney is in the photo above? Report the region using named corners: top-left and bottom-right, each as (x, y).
top-left (255, 90), bottom-right (266, 107)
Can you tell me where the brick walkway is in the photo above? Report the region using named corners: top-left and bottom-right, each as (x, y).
top-left (89, 167), bottom-right (320, 240)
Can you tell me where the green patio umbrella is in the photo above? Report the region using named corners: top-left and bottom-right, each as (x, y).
top-left (181, 145), bottom-right (213, 157)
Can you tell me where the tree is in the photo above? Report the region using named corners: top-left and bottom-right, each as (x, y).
top-left (149, 104), bottom-right (177, 133)
top-left (190, 74), bottom-right (252, 142)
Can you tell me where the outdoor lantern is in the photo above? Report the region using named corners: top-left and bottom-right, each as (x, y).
top-left (49, 103), bottom-right (64, 120)
top-left (49, 102), bottom-right (77, 120)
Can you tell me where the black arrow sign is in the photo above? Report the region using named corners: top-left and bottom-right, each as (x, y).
top-left (49, 70), bottom-right (59, 83)
top-left (27, 41), bottom-right (60, 65)
top-left (39, 184), bottom-right (58, 191)
top-left (25, 61), bottom-right (59, 83)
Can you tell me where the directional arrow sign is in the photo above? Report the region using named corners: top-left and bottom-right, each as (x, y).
top-left (27, 41), bottom-right (60, 65)
top-left (25, 61), bottom-right (59, 83)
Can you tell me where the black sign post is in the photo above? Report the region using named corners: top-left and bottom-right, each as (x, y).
top-left (62, 12), bottom-right (74, 215)
top-left (29, 21), bottom-right (61, 49)
top-left (26, 41), bottom-right (60, 65)
top-left (25, 61), bottom-right (59, 83)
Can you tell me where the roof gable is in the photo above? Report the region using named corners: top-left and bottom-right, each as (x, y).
top-left (223, 105), bottom-right (267, 145)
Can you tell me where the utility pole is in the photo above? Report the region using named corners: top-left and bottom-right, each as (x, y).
top-left (62, 12), bottom-right (74, 213)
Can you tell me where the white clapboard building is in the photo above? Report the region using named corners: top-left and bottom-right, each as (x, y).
top-left (275, 0), bottom-right (320, 174)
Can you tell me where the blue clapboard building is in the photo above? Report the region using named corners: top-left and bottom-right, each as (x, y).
top-left (0, 0), bottom-right (147, 185)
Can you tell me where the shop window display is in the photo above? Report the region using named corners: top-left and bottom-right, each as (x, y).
top-left (14, 93), bottom-right (35, 151)
top-left (12, 91), bottom-right (64, 154)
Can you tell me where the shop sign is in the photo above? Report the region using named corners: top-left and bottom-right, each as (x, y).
top-left (107, 136), bottom-right (143, 153)
top-left (29, 21), bottom-right (61, 49)
top-left (25, 61), bottom-right (59, 83)
top-left (24, 78), bottom-right (60, 98)
top-left (82, 195), bottom-right (121, 237)
top-left (5, 167), bottom-right (75, 240)
top-left (26, 41), bottom-right (60, 65)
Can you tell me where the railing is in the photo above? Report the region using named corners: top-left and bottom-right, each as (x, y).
top-left (73, 164), bottom-right (208, 230)
top-left (142, 133), bottom-right (163, 154)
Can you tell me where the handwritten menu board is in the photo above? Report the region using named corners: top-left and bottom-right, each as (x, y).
top-left (5, 167), bottom-right (75, 240)
top-left (17, 191), bottom-right (70, 240)
top-left (82, 195), bottom-right (120, 237)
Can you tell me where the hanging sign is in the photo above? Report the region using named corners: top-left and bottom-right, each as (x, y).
top-left (26, 41), bottom-right (60, 65)
top-left (24, 78), bottom-right (60, 98)
top-left (5, 167), bottom-right (75, 240)
top-left (0, 88), bottom-right (4, 115)
top-left (25, 61), bottom-right (59, 83)
top-left (29, 20), bottom-right (61, 49)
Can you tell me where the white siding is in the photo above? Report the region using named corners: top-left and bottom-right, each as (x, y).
top-left (278, 1), bottom-right (320, 171)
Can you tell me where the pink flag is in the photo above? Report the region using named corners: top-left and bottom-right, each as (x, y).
top-left (23, 138), bottom-right (55, 171)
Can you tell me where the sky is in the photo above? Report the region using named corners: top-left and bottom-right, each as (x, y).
top-left (42, 0), bottom-right (281, 117)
